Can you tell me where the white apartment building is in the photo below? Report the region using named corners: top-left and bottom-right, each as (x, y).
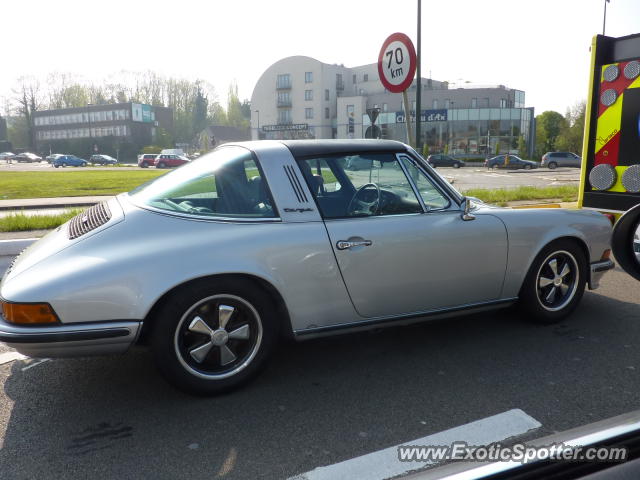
top-left (251, 56), bottom-right (534, 156)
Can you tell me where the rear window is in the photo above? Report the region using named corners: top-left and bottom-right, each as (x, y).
top-left (129, 146), bottom-right (276, 219)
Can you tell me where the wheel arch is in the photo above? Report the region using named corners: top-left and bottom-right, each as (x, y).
top-left (519, 235), bottom-right (591, 294)
top-left (137, 273), bottom-right (294, 345)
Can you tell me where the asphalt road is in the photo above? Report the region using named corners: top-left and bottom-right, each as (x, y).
top-left (0, 262), bottom-right (639, 479)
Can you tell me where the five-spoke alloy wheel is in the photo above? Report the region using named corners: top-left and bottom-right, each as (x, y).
top-left (152, 279), bottom-right (279, 395)
top-left (519, 240), bottom-right (587, 323)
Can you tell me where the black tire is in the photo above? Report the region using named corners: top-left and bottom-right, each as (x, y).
top-left (157, 161), bottom-right (166, 168)
top-left (54, 165), bottom-right (60, 168)
top-left (453, 162), bottom-right (461, 168)
top-left (62, 162), bottom-right (67, 167)
top-left (141, 162), bottom-right (148, 168)
top-left (548, 162), bottom-right (557, 170)
top-left (524, 164), bottom-right (532, 170)
top-left (518, 239), bottom-right (587, 324)
top-left (151, 278), bottom-right (280, 395)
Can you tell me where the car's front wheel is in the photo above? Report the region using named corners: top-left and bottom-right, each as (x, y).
top-left (157, 162), bottom-right (166, 168)
top-left (151, 278), bottom-right (280, 395)
top-left (548, 162), bottom-right (557, 169)
top-left (524, 164), bottom-right (532, 170)
top-left (453, 162), bottom-right (461, 168)
top-left (518, 240), bottom-right (587, 324)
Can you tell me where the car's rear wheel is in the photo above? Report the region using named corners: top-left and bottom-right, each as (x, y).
top-left (524, 164), bottom-right (532, 170)
top-left (518, 239), bottom-right (587, 324)
top-left (141, 162), bottom-right (148, 168)
top-left (453, 162), bottom-right (461, 168)
top-left (62, 162), bottom-right (67, 167)
top-left (151, 279), bottom-right (280, 395)
top-left (491, 164), bottom-right (499, 169)
top-left (548, 162), bottom-right (557, 169)
top-left (158, 161), bottom-right (166, 168)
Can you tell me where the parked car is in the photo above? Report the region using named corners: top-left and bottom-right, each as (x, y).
top-left (90, 154), bottom-right (118, 165)
top-left (541, 151), bottom-right (582, 169)
top-left (426, 154), bottom-right (465, 168)
top-left (52, 155), bottom-right (88, 167)
top-left (0, 140), bottom-right (614, 395)
top-left (45, 153), bottom-right (64, 164)
top-left (154, 153), bottom-right (190, 168)
top-left (12, 152), bottom-right (42, 163)
top-left (137, 154), bottom-right (158, 168)
top-left (485, 154), bottom-right (538, 170)
top-left (0, 152), bottom-right (14, 161)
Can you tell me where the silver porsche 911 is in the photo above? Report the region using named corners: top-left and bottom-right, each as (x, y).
top-left (0, 140), bottom-right (614, 394)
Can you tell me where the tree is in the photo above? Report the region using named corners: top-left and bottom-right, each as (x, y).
top-left (517, 135), bottom-right (527, 157)
top-left (535, 110), bottom-right (567, 158)
top-left (556, 101), bottom-right (586, 155)
top-left (13, 77), bottom-right (44, 149)
top-left (226, 84), bottom-right (248, 128)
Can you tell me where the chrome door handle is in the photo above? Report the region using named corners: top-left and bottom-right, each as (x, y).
top-left (336, 239), bottom-right (373, 250)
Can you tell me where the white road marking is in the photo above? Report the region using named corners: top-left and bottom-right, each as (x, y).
top-left (0, 352), bottom-right (26, 365)
top-left (21, 358), bottom-right (51, 371)
top-left (289, 409), bottom-right (541, 480)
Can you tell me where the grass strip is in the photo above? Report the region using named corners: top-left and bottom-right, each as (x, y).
top-left (0, 209), bottom-right (85, 232)
top-left (463, 185), bottom-right (579, 206)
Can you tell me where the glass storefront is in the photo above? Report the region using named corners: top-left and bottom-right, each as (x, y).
top-left (366, 107), bottom-right (534, 157)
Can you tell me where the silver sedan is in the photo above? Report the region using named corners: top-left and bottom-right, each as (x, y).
top-left (0, 140), bottom-right (615, 394)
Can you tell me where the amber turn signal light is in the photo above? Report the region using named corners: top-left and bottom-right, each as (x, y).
top-left (0, 301), bottom-right (60, 325)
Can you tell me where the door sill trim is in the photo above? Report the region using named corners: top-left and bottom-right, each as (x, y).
top-left (294, 298), bottom-right (517, 338)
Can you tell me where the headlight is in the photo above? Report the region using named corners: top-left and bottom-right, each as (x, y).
top-left (1, 300), bottom-right (60, 325)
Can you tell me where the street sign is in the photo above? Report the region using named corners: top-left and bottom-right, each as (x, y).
top-left (366, 108), bottom-right (380, 125)
top-left (377, 33), bottom-right (417, 93)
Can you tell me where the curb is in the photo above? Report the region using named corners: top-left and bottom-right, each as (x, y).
top-left (0, 238), bottom-right (37, 256)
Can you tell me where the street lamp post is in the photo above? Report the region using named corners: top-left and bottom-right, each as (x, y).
top-left (86, 103), bottom-right (94, 158)
top-left (603, 0), bottom-right (609, 35)
top-left (254, 110), bottom-right (260, 140)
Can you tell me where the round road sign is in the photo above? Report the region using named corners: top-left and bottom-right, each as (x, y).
top-left (377, 33), bottom-right (417, 93)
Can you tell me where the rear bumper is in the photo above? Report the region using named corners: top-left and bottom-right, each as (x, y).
top-left (0, 317), bottom-right (142, 358)
top-left (589, 259), bottom-right (615, 289)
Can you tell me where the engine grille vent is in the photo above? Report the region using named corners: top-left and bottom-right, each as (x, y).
top-left (68, 202), bottom-right (112, 240)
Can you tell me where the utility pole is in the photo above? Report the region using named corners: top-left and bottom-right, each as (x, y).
top-left (603, 0), bottom-right (609, 35)
top-left (416, 0), bottom-right (422, 150)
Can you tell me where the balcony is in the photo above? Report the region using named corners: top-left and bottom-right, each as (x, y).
top-left (277, 99), bottom-right (292, 107)
top-left (336, 80), bottom-right (344, 91)
top-left (276, 81), bottom-right (291, 90)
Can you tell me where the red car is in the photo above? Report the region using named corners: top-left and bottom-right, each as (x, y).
top-left (154, 154), bottom-right (190, 168)
top-left (137, 154), bottom-right (158, 168)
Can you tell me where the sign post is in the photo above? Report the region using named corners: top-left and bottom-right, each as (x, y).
top-left (378, 32), bottom-right (417, 146)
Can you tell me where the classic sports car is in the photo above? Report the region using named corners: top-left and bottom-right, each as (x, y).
top-left (0, 140), bottom-right (614, 394)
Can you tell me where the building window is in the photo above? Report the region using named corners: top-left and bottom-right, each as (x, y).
top-left (471, 98), bottom-right (477, 108)
top-left (352, 74), bottom-right (356, 84)
top-left (444, 99), bottom-right (450, 108)
top-left (364, 74), bottom-right (369, 82)
top-left (305, 71), bottom-right (313, 83)
top-left (325, 89), bottom-right (330, 101)
top-left (278, 91), bottom-right (291, 106)
top-left (277, 74), bottom-right (291, 89)
top-left (278, 109), bottom-right (291, 124)
top-left (305, 90), bottom-right (313, 101)
top-left (500, 99), bottom-right (507, 108)
top-left (383, 103), bottom-right (388, 112)
top-left (325, 107), bottom-right (330, 119)
top-left (432, 99), bottom-right (438, 109)
top-left (305, 108), bottom-right (314, 119)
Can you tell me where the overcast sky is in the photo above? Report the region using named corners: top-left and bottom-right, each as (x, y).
top-left (2, 0), bottom-right (639, 116)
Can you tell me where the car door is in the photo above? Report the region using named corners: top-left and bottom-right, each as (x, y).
top-left (297, 153), bottom-right (508, 318)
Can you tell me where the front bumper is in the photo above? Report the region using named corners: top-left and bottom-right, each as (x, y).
top-left (0, 316), bottom-right (142, 358)
top-left (589, 259), bottom-right (615, 289)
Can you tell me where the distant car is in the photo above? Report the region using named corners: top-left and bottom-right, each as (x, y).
top-left (45, 154), bottom-right (64, 164)
top-left (0, 152), bottom-right (14, 161)
top-left (137, 154), bottom-right (158, 168)
top-left (12, 152), bottom-right (42, 163)
top-left (485, 155), bottom-right (538, 170)
top-left (426, 154), bottom-right (465, 168)
top-left (90, 154), bottom-right (118, 165)
top-left (53, 155), bottom-right (88, 168)
top-left (154, 154), bottom-right (190, 168)
top-left (541, 152), bottom-right (582, 169)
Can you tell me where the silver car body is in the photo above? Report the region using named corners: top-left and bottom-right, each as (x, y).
top-left (0, 140), bottom-right (613, 358)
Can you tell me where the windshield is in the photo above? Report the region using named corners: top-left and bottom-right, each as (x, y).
top-left (129, 146), bottom-right (276, 219)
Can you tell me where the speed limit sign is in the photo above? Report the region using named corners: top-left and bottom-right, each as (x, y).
top-left (377, 33), bottom-right (417, 93)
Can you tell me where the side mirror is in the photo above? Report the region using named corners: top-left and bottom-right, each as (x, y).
top-left (461, 197), bottom-right (476, 221)
top-left (612, 203), bottom-right (640, 281)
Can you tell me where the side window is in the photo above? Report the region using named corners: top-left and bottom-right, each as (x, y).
top-left (298, 153), bottom-right (423, 219)
top-left (400, 156), bottom-right (450, 210)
